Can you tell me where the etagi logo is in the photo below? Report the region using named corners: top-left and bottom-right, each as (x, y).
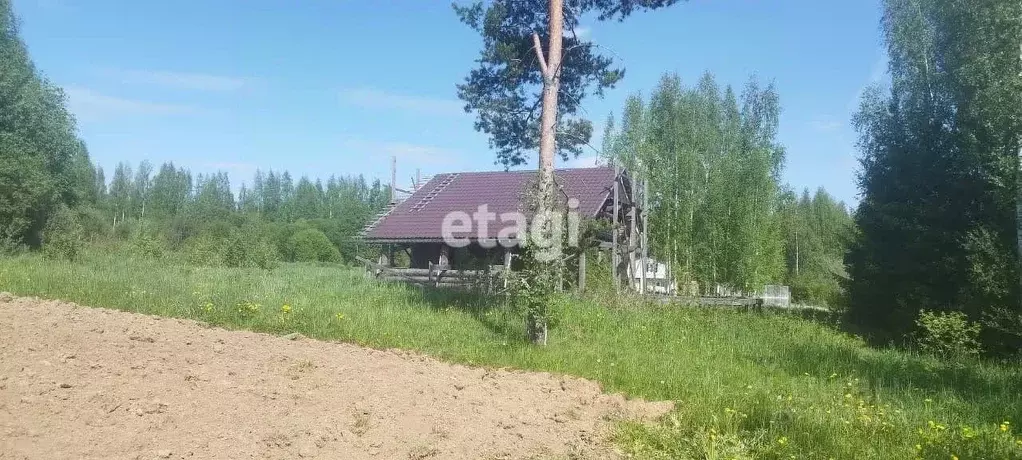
top-left (441, 198), bottom-right (581, 262)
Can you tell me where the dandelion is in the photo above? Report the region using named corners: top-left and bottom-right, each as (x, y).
top-left (1000, 421), bottom-right (1010, 432)
top-left (281, 304), bottom-right (292, 314)
top-left (777, 436), bottom-right (788, 446)
top-left (335, 312), bottom-right (345, 320)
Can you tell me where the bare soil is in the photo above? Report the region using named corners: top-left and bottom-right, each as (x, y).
top-left (0, 294), bottom-right (671, 459)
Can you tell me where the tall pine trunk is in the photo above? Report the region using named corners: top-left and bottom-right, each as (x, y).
top-left (1017, 141), bottom-right (1022, 308)
top-left (527, 0), bottom-right (563, 346)
top-left (1018, 43), bottom-right (1022, 310)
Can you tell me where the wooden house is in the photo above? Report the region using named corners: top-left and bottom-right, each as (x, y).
top-left (360, 166), bottom-right (648, 290)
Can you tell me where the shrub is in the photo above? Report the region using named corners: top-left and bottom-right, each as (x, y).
top-left (76, 206), bottom-right (110, 242)
top-left (980, 308), bottom-right (1022, 359)
top-left (915, 310), bottom-right (983, 359)
top-left (41, 205), bottom-right (84, 261)
top-left (183, 228), bottom-right (280, 270)
top-left (130, 223), bottom-right (165, 260)
top-left (224, 229), bottom-right (280, 270)
top-left (184, 234), bottom-right (224, 267)
top-left (112, 217), bottom-right (134, 240)
top-left (289, 228), bottom-right (341, 263)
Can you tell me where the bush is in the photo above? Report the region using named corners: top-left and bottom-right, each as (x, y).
top-left (184, 228), bottom-right (280, 270)
top-left (184, 234), bottom-right (224, 267)
top-left (915, 310), bottom-right (983, 359)
top-left (41, 205), bottom-right (84, 261)
top-left (248, 239), bottom-right (280, 270)
top-left (130, 223), bottom-right (165, 260)
top-left (289, 228), bottom-right (341, 263)
top-left (112, 216), bottom-right (137, 240)
top-left (224, 229), bottom-right (280, 270)
top-left (76, 206), bottom-right (110, 242)
top-left (980, 308), bottom-right (1022, 359)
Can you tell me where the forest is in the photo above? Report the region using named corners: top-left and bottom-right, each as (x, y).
top-left (603, 73), bottom-right (854, 306)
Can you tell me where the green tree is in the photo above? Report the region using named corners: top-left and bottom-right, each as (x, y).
top-left (293, 176), bottom-right (324, 221)
top-left (109, 162), bottom-right (133, 226)
top-left (150, 162), bottom-right (192, 220)
top-left (456, 0), bottom-right (685, 345)
top-left (0, 0), bottom-right (90, 248)
top-left (605, 72), bottom-right (790, 295)
top-left (847, 0), bottom-right (1022, 344)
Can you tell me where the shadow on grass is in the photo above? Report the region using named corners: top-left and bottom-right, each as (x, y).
top-left (776, 341), bottom-right (1022, 419)
top-left (399, 283), bottom-right (525, 342)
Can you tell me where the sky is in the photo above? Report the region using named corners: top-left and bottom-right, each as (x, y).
top-left (12, 0), bottom-right (885, 206)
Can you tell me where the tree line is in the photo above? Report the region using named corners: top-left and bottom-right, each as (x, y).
top-left (89, 161), bottom-right (391, 264)
top-left (1, 0), bottom-right (390, 267)
top-left (99, 161), bottom-right (389, 235)
top-left (847, 0), bottom-right (1022, 353)
top-left (0, 0), bottom-right (95, 250)
top-left (603, 72), bottom-right (854, 306)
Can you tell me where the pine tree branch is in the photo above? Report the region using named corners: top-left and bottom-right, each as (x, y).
top-left (532, 32), bottom-right (549, 76)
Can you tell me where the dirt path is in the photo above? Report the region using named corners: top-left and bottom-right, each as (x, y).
top-left (0, 294), bottom-right (670, 459)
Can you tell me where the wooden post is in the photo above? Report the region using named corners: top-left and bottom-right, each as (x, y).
top-left (578, 250), bottom-right (586, 293)
top-left (612, 163), bottom-right (620, 293)
top-left (641, 178), bottom-right (649, 295)
top-left (503, 249), bottom-right (513, 289)
top-left (628, 197), bottom-right (638, 292)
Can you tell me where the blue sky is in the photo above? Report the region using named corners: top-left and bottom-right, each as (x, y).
top-left (13, 0), bottom-right (884, 205)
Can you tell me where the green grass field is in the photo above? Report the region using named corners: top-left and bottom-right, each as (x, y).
top-left (1, 248), bottom-right (1020, 459)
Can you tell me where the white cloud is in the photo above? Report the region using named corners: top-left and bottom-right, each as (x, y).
top-left (98, 68), bottom-right (252, 92)
top-left (562, 155), bottom-right (606, 169)
top-left (64, 86), bottom-right (199, 121)
top-left (572, 26), bottom-right (591, 39)
top-left (339, 88), bottom-right (464, 116)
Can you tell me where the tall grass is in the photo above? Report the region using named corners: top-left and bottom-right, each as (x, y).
top-left (0, 248), bottom-right (1020, 459)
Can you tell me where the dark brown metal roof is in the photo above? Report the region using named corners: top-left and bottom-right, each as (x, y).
top-left (363, 166), bottom-right (617, 242)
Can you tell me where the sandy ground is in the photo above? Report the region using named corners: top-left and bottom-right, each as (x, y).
top-left (0, 293), bottom-right (671, 459)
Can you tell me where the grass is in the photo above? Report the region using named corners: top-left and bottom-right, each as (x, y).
top-left (1, 247), bottom-right (1021, 459)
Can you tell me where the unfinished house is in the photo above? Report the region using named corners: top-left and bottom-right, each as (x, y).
top-left (360, 166), bottom-right (650, 291)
